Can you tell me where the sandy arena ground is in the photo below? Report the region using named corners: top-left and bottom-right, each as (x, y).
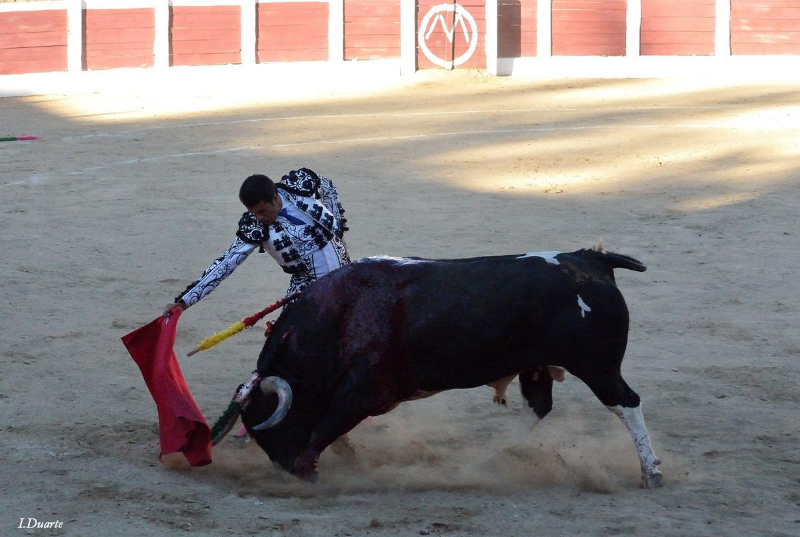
top-left (1, 69), bottom-right (799, 536)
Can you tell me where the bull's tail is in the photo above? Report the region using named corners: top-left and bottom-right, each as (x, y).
top-left (603, 252), bottom-right (646, 272)
top-left (585, 247), bottom-right (647, 273)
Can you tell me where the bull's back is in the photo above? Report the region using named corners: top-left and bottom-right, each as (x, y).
top-left (264, 250), bottom-right (638, 393)
top-left (350, 252), bottom-right (630, 392)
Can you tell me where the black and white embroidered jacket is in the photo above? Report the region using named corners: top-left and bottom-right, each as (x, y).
top-left (175, 169), bottom-right (350, 306)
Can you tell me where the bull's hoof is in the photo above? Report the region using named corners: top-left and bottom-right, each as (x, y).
top-left (493, 394), bottom-right (507, 406)
top-left (293, 452), bottom-right (319, 483)
top-left (298, 469), bottom-right (319, 483)
top-left (641, 472), bottom-right (663, 489)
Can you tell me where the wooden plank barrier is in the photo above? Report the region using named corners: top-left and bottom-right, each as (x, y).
top-left (3, 0), bottom-right (800, 79)
top-left (498, 0), bottom-right (536, 57)
top-left (257, 1), bottom-right (329, 62)
top-left (344, 0), bottom-right (401, 60)
top-left (84, 9), bottom-right (155, 70)
top-left (552, 0), bottom-right (627, 56)
top-left (641, 0), bottom-right (715, 56)
top-left (0, 9), bottom-right (67, 75)
top-left (417, 0), bottom-right (486, 69)
top-left (170, 5), bottom-right (241, 66)
top-left (731, 0), bottom-right (800, 54)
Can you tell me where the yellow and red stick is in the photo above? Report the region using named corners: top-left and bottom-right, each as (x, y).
top-left (186, 292), bottom-right (299, 356)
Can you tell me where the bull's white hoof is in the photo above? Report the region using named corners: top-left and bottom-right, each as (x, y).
top-left (641, 471), bottom-right (663, 489)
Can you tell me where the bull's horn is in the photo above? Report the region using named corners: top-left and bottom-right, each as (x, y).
top-left (252, 376), bottom-right (293, 431)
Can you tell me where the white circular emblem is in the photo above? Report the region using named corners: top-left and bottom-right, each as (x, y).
top-left (418, 3), bottom-right (478, 68)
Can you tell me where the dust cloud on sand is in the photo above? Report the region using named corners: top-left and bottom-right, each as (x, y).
top-left (211, 391), bottom-right (641, 497)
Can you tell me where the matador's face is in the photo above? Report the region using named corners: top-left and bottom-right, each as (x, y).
top-left (247, 194), bottom-right (282, 226)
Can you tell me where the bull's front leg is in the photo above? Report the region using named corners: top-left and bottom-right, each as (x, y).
top-left (292, 381), bottom-right (380, 481)
top-left (293, 416), bottom-right (367, 481)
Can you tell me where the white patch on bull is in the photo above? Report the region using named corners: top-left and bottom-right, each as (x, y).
top-left (517, 251), bottom-right (561, 264)
top-left (577, 295), bottom-right (591, 318)
top-left (370, 255), bottom-right (430, 265)
top-left (608, 405), bottom-right (663, 486)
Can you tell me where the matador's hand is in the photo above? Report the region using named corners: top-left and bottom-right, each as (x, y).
top-left (163, 301), bottom-right (187, 316)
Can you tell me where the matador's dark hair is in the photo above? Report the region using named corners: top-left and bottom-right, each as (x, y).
top-left (239, 174), bottom-right (278, 207)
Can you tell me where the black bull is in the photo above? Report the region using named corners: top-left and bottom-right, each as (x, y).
top-left (240, 248), bottom-right (663, 488)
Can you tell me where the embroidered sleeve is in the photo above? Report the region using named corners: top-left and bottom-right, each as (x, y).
top-left (174, 237), bottom-right (257, 307)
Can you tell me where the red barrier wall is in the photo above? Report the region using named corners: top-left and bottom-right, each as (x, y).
top-left (731, 0), bottom-right (800, 54)
top-left (258, 2), bottom-right (328, 62)
top-left (170, 5), bottom-right (241, 66)
top-left (0, 9), bottom-right (67, 75)
top-left (498, 0), bottom-right (536, 57)
top-left (641, 0), bottom-right (715, 56)
top-left (344, 0), bottom-right (400, 60)
top-left (84, 9), bottom-right (155, 70)
top-left (552, 0), bottom-right (626, 56)
top-left (417, 0), bottom-right (485, 69)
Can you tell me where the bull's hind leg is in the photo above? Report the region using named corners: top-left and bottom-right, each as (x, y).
top-left (608, 404), bottom-right (662, 489)
top-left (518, 368), bottom-right (555, 434)
top-left (575, 370), bottom-right (663, 488)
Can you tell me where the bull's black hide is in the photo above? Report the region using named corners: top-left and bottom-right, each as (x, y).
top-left (240, 248), bottom-right (662, 487)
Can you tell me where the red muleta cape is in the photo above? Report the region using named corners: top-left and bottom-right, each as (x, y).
top-left (122, 309), bottom-right (212, 466)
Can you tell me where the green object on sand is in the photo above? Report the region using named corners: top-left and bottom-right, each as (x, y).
top-left (0, 135), bottom-right (38, 142)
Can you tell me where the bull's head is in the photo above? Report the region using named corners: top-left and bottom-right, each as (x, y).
top-left (238, 375), bottom-right (324, 477)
